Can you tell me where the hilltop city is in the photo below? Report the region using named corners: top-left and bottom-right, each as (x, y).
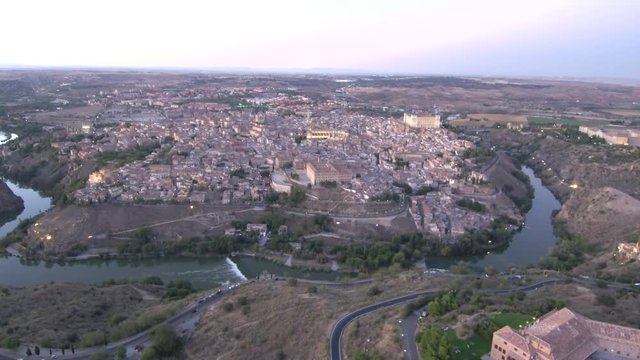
top-left (0, 71), bottom-right (639, 360)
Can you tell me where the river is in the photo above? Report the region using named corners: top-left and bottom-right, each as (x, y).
top-left (0, 180), bottom-right (53, 238)
top-left (0, 166), bottom-right (559, 288)
top-left (0, 179), bottom-right (338, 288)
top-left (425, 166), bottom-right (562, 272)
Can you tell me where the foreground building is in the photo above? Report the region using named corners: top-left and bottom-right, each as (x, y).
top-left (490, 308), bottom-right (640, 360)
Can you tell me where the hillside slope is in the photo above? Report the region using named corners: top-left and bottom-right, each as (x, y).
top-left (0, 180), bottom-right (23, 224)
top-left (556, 187), bottom-right (640, 250)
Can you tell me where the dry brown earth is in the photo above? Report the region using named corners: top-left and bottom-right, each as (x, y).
top-left (556, 187), bottom-right (640, 251)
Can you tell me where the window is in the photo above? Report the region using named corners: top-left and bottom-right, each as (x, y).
top-left (495, 344), bottom-right (498, 349)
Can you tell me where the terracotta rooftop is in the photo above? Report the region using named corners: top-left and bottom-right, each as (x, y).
top-left (492, 308), bottom-right (640, 360)
top-left (526, 308), bottom-right (596, 359)
top-left (495, 326), bottom-right (530, 353)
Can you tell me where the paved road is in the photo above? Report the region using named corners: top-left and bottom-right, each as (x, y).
top-left (329, 279), bottom-right (562, 360)
top-left (400, 312), bottom-right (421, 360)
top-left (329, 289), bottom-right (442, 360)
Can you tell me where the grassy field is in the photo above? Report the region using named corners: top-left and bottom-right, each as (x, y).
top-left (527, 116), bottom-right (611, 126)
top-left (490, 312), bottom-right (533, 328)
top-left (447, 312), bottom-right (531, 359)
top-left (447, 330), bottom-right (491, 359)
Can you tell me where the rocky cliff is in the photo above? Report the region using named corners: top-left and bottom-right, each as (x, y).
top-left (0, 180), bottom-right (24, 223)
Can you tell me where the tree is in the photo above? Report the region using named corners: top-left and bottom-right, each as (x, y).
top-left (116, 346), bottom-right (126, 360)
top-left (80, 330), bottom-right (106, 347)
top-left (140, 347), bottom-right (157, 360)
top-left (26, 348), bottom-right (32, 357)
top-left (288, 186), bottom-right (306, 206)
top-left (151, 324), bottom-right (181, 356)
top-left (34, 345), bottom-right (40, 355)
top-left (418, 326), bottom-right (452, 360)
top-left (450, 261), bottom-right (469, 275)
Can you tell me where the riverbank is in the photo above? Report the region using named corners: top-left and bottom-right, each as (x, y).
top-left (0, 181), bottom-right (24, 225)
top-left (423, 166), bottom-right (561, 272)
top-left (0, 179), bottom-right (52, 239)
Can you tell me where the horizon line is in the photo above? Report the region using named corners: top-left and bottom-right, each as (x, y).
top-left (1, 64), bottom-right (639, 86)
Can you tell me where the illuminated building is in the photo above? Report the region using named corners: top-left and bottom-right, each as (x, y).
top-left (306, 161), bottom-right (352, 185)
top-left (403, 113), bottom-right (441, 128)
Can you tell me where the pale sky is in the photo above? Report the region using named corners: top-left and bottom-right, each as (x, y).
top-left (2, 0), bottom-right (639, 78)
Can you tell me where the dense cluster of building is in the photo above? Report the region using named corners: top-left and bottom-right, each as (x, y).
top-left (490, 308), bottom-right (640, 360)
top-left (35, 82), bottom-right (503, 238)
top-left (410, 189), bottom-right (495, 238)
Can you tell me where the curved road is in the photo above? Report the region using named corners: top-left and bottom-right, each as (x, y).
top-left (329, 278), bottom-right (561, 360)
top-left (329, 289), bottom-right (442, 360)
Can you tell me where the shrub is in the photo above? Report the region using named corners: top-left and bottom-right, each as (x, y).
top-left (222, 302), bottom-right (234, 312)
top-left (596, 293), bottom-right (616, 307)
top-left (116, 346), bottom-right (126, 360)
top-left (109, 314), bottom-right (128, 326)
top-left (140, 347), bottom-right (157, 360)
top-left (142, 276), bottom-right (164, 286)
top-left (0, 337), bottom-right (20, 350)
top-left (237, 296), bottom-right (248, 306)
top-left (80, 330), bottom-right (106, 347)
top-left (367, 286), bottom-right (382, 297)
